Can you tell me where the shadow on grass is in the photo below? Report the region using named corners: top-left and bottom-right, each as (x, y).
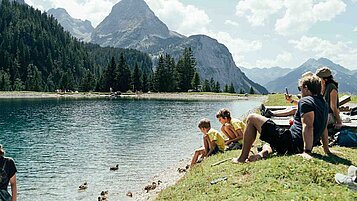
top-left (311, 153), bottom-right (352, 166)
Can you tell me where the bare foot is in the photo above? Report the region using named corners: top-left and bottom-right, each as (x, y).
top-left (247, 153), bottom-right (263, 162)
top-left (232, 157), bottom-right (246, 164)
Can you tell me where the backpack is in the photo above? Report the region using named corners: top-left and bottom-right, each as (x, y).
top-left (334, 130), bottom-right (357, 147)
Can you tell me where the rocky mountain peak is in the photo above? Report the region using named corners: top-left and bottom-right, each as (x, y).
top-left (92, 0), bottom-right (171, 48)
top-left (47, 8), bottom-right (94, 42)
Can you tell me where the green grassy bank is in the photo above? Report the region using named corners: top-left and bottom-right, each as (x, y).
top-left (156, 94), bottom-right (357, 201)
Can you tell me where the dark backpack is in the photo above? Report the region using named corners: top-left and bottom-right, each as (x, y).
top-left (334, 130), bottom-right (357, 147)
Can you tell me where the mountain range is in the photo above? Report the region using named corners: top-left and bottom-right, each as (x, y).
top-left (266, 58), bottom-right (357, 94)
top-left (47, 0), bottom-right (268, 94)
top-left (240, 66), bottom-right (292, 86)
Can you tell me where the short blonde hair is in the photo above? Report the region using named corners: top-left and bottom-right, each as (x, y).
top-left (298, 75), bottom-right (321, 95)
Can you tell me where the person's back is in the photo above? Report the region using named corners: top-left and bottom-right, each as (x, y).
top-left (230, 118), bottom-right (246, 143)
top-left (206, 128), bottom-right (226, 152)
top-left (290, 95), bottom-right (329, 151)
top-left (0, 145), bottom-right (17, 201)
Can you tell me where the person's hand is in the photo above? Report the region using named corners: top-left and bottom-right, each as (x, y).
top-left (284, 94), bottom-right (292, 102)
top-left (297, 152), bottom-right (313, 160)
top-left (334, 123), bottom-right (343, 129)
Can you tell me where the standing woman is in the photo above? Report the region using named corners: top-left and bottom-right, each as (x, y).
top-left (316, 67), bottom-right (342, 129)
top-left (0, 144), bottom-right (17, 201)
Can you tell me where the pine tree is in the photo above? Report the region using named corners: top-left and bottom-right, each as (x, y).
top-left (228, 83), bottom-right (235, 93)
top-left (132, 63), bottom-right (142, 92)
top-left (25, 64), bottom-right (43, 91)
top-left (153, 55), bottom-right (166, 92)
top-left (240, 88), bottom-right (245, 94)
top-left (142, 73), bottom-right (149, 93)
top-left (176, 47), bottom-right (196, 92)
top-left (203, 79), bottom-right (211, 92)
top-left (59, 70), bottom-right (75, 91)
top-left (13, 78), bottom-right (25, 91)
top-left (209, 78), bottom-right (216, 92)
top-left (249, 86), bottom-right (255, 94)
top-left (224, 84), bottom-right (229, 93)
top-left (80, 69), bottom-right (96, 92)
top-left (115, 53), bottom-right (131, 92)
top-left (0, 69), bottom-right (12, 91)
top-left (191, 71), bottom-right (200, 91)
top-left (215, 81), bottom-right (220, 93)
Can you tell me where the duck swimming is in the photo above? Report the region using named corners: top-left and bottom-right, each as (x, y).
top-left (144, 182), bottom-right (156, 193)
top-left (110, 164), bottom-right (119, 171)
top-left (78, 182), bottom-right (88, 190)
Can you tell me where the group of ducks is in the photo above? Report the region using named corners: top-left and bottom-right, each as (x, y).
top-left (177, 164), bottom-right (190, 173)
top-left (77, 164), bottom-right (164, 199)
top-left (78, 164), bottom-right (119, 200)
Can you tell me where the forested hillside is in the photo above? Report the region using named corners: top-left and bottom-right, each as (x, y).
top-left (0, 0), bottom-right (152, 92)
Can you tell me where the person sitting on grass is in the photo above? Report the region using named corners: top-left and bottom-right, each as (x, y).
top-left (216, 108), bottom-right (246, 150)
top-left (190, 118), bottom-right (225, 167)
top-left (232, 74), bottom-right (332, 163)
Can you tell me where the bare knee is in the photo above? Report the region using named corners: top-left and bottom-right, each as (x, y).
top-left (246, 113), bottom-right (260, 125)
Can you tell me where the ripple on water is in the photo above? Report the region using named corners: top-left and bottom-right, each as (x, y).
top-left (0, 98), bottom-right (261, 200)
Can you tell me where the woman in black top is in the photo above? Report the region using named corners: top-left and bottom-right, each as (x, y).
top-left (0, 144), bottom-right (17, 201)
top-left (316, 67), bottom-right (342, 129)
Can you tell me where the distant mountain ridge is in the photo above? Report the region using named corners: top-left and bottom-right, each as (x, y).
top-left (50, 0), bottom-right (268, 94)
top-left (47, 8), bottom-right (94, 42)
top-left (266, 58), bottom-right (357, 94)
top-left (240, 66), bottom-right (292, 86)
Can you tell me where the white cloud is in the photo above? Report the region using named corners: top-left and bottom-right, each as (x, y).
top-left (145, 0), bottom-right (210, 36)
top-left (235, 0), bottom-right (346, 34)
top-left (235, 0), bottom-right (284, 26)
top-left (26, 0), bottom-right (116, 27)
top-left (354, 26), bottom-right (357, 32)
top-left (255, 52), bottom-right (292, 67)
top-left (289, 36), bottom-right (357, 68)
top-left (224, 20), bottom-right (240, 27)
top-left (275, 0), bottom-right (346, 35)
top-left (206, 31), bottom-right (262, 66)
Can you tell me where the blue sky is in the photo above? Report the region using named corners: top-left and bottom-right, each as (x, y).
top-left (25, 0), bottom-right (357, 70)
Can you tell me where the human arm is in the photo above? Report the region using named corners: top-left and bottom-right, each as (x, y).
top-left (301, 111), bottom-right (314, 154)
top-left (321, 126), bottom-right (331, 155)
top-left (330, 89), bottom-right (342, 129)
top-left (285, 94), bottom-right (298, 106)
top-left (10, 174), bottom-right (17, 201)
top-left (202, 135), bottom-right (210, 157)
top-left (206, 141), bottom-right (217, 156)
top-left (222, 125), bottom-right (242, 145)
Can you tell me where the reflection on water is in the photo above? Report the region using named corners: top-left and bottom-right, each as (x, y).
top-left (0, 97), bottom-right (261, 200)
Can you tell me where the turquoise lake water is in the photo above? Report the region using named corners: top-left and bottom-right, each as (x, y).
top-left (0, 97), bottom-right (261, 200)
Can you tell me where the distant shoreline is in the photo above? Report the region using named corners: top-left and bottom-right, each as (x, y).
top-left (0, 91), bottom-right (264, 101)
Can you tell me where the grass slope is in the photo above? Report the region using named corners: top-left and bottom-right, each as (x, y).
top-left (156, 94), bottom-right (357, 201)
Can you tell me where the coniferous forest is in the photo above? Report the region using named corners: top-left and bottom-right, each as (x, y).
top-left (0, 1), bottom-right (242, 94)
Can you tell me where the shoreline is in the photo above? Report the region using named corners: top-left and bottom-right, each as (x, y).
top-left (133, 158), bottom-right (191, 201)
top-left (0, 91), bottom-right (263, 101)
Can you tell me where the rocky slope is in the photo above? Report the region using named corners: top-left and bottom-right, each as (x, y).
top-left (47, 8), bottom-right (94, 42)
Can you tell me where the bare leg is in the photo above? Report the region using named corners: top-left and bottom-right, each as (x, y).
top-left (191, 148), bottom-right (205, 167)
top-left (234, 114), bottom-right (268, 163)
